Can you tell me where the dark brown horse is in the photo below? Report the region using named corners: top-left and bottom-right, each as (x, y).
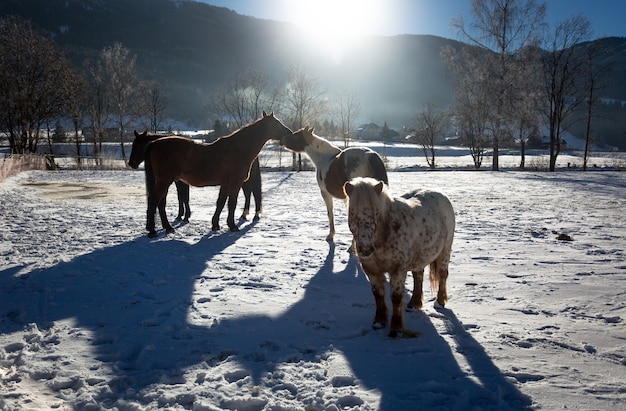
top-left (130, 131), bottom-right (263, 222)
top-left (130, 131), bottom-right (190, 222)
top-left (143, 112), bottom-right (291, 237)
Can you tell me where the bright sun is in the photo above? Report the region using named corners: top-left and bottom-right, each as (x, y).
top-left (285, 0), bottom-right (387, 63)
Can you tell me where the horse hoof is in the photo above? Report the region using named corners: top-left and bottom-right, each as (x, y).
top-left (174, 217), bottom-right (183, 222)
top-left (406, 301), bottom-right (423, 311)
top-left (434, 300), bottom-right (445, 309)
top-left (389, 328), bottom-right (420, 339)
top-left (252, 214), bottom-right (260, 221)
top-left (372, 321), bottom-right (386, 330)
top-left (238, 215), bottom-right (248, 221)
top-left (212, 225), bottom-right (220, 231)
top-left (147, 231), bottom-right (158, 238)
top-left (166, 228), bottom-right (175, 234)
top-left (228, 225), bottom-right (240, 232)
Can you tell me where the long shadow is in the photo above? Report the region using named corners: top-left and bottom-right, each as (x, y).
top-left (0, 225), bottom-right (254, 393)
top-left (199, 243), bottom-right (533, 410)
top-left (1, 232), bottom-right (532, 409)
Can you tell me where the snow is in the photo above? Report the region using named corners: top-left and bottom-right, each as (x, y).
top-left (1, 166), bottom-right (625, 410)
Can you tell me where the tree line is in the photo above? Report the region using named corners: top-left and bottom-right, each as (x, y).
top-left (1, 1), bottom-right (615, 172)
top-left (0, 16), bottom-right (167, 166)
top-left (411, 0), bottom-right (613, 171)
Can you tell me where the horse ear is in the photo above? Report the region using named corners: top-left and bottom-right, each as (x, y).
top-left (343, 182), bottom-right (354, 197)
top-left (134, 130), bottom-right (139, 137)
top-left (303, 129), bottom-right (314, 144)
top-left (375, 181), bottom-right (385, 195)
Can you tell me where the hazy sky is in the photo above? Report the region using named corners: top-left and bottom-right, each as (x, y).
top-left (199, 0), bottom-right (626, 39)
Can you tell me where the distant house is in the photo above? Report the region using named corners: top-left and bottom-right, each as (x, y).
top-left (356, 123), bottom-right (381, 140)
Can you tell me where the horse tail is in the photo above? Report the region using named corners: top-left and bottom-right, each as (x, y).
top-left (429, 258), bottom-right (449, 306)
top-left (368, 152), bottom-right (389, 185)
top-left (429, 260), bottom-right (440, 293)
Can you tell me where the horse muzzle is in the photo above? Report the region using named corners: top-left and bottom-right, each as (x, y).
top-left (356, 244), bottom-right (374, 259)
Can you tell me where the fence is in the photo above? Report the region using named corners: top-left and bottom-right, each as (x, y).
top-left (0, 153), bottom-right (52, 183)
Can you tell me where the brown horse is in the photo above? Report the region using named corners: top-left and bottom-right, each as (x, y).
top-left (130, 131), bottom-right (263, 222)
top-left (129, 131), bottom-right (191, 222)
top-left (280, 126), bottom-right (388, 243)
top-left (143, 112), bottom-right (291, 237)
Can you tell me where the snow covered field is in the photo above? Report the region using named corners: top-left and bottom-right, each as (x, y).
top-left (0, 167), bottom-right (625, 410)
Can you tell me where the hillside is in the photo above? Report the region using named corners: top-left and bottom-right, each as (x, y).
top-left (1, 0), bottom-right (625, 148)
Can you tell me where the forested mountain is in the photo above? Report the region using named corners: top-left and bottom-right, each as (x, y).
top-left (1, 0), bottom-right (625, 148)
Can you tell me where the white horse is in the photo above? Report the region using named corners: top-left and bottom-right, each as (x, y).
top-left (280, 127), bottom-right (388, 242)
top-left (343, 177), bottom-right (455, 338)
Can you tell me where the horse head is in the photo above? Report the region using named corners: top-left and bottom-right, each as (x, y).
top-left (344, 177), bottom-right (388, 259)
top-left (129, 130), bottom-right (149, 169)
top-left (279, 126), bottom-right (315, 152)
top-left (260, 111), bottom-right (292, 141)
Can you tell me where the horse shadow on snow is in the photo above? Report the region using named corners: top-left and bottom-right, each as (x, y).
top-left (0, 230), bottom-right (531, 409)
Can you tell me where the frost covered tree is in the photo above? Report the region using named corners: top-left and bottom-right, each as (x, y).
top-left (334, 88), bottom-right (361, 148)
top-left (411, 102), bottom-right (449, 169)
top-left (451, 0), bottom-right (546, 171)
top-left (208, 68), bottom-right (279, 131)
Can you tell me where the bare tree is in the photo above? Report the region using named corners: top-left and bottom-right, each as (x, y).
top-left (145, 81), bottom-right (170, 134)
top-left (63, 66), bottom-right (89, 165)
top-left (281, 62), bottom-right (326, 170)
top-left (282, 62), bottom-right (326, 130)
top-left (580, 39), bottom-right (612, 171)
top-left (209, 68), bottom-right (278, 131)
top-left (442, 45), bottom-right (490, 169)
top-left (83, 56), bottom-right (111, 164)
top-left (411, 102), bottom-right (448, 169)
top-left (0, 16), bottom-right (76, 154)
top-left (510, 45), bottom-right (543, 169)
top-left (457, 82), bottom-right (490, 169)
top-left (101, 43), bottom-right (143, 164)
top-left (334, 88), bottom-right (361, 148)
top-left (451, 0), bottom-right (546, 171)
top-left (540, 15), bottom-right (592, 171)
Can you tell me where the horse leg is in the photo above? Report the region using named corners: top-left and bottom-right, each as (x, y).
top-left (363, 270), bottom-right (388, 330)
top-left (252, 182), bottom-right (262, 220)
top-left (174, 181), bottom-right (190, 222)
top-left (212, 186), bottom-right (228, 231)
top-left (321, 191), bottom-right (335, 241)
top-left (407, 268), bottom-right (425, 310)
top-left (146, 182), bottom-right (172, 237)
top-left (388, 271), bottom-right (408, 338)
top-left (146, 195), bottom-right (158, 238)
top-left (343, 199), bottom-right (357, 253)
top-left (157, 184), bottom-right (175, 235)
top-left (239, 183), bottom-right (251, 220)
top-left (182, 182), bottom-right (191, 221)
top-left (226, 186), bottom-right (241, 231)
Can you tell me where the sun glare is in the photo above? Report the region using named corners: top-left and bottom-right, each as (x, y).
top-left (285, 0), bottom-right (387, 64)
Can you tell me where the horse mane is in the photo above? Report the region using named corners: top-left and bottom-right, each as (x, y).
top-left (300, 126), bottom-right (341, 155)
